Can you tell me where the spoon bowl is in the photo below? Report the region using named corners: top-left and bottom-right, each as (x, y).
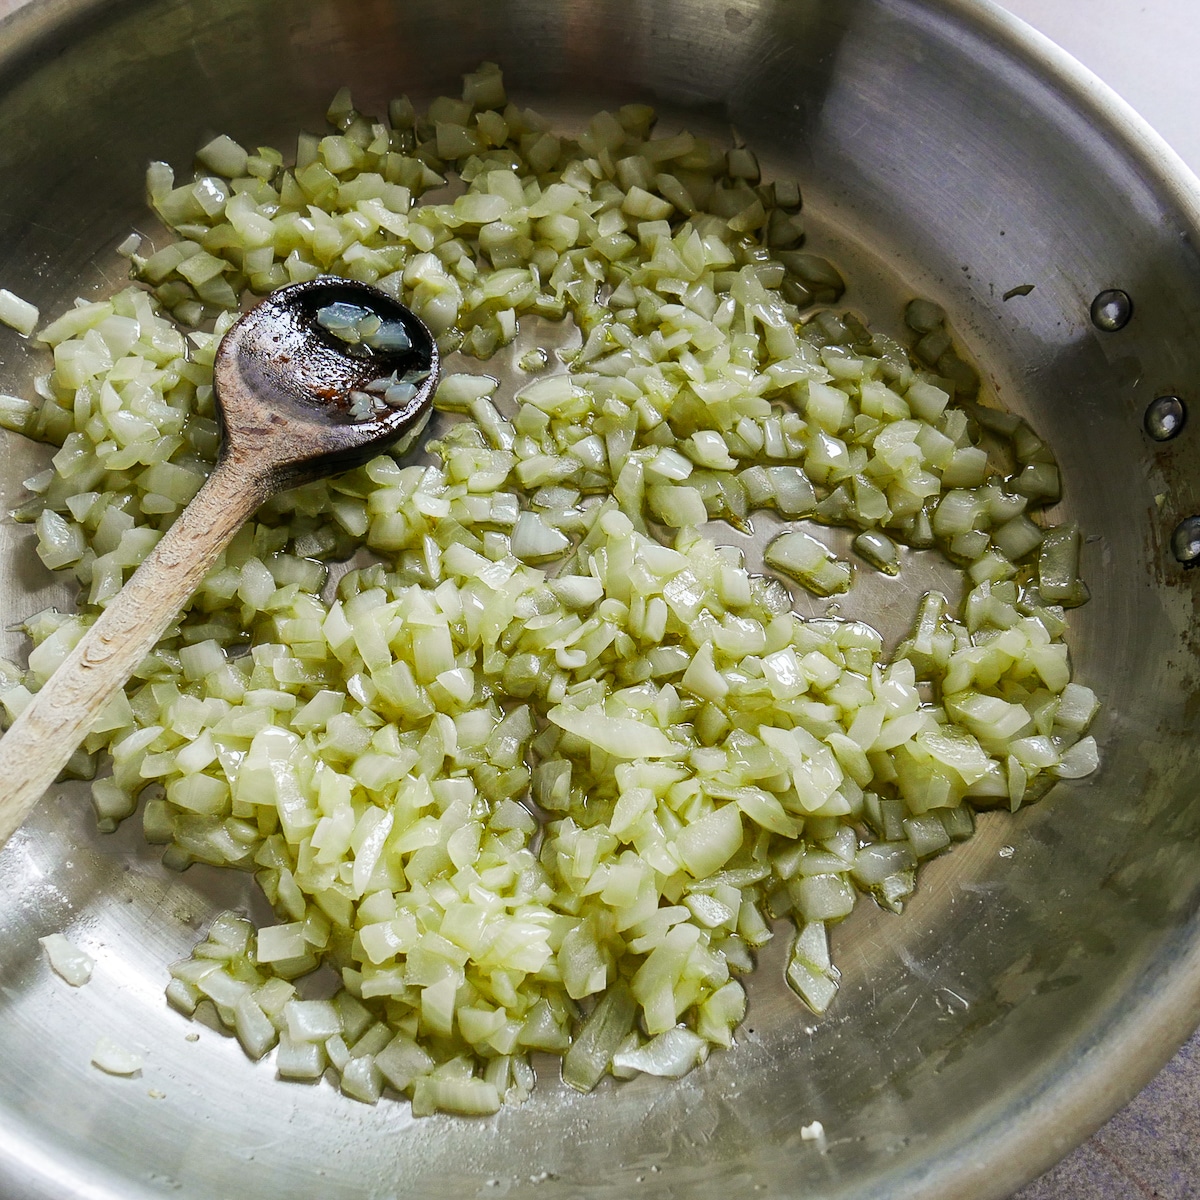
top-left (0, 279), bottom-right (438, 844)
top-left (215, 276), bottom-right (438, 489)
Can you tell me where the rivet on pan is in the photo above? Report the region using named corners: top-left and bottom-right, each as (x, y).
top-left (1171, 515), bottom-right (1200, 568)
top-left (1144, 395), bottom-right (1187, 441)
top-left (1090, 288), bottom-right (1132, 332)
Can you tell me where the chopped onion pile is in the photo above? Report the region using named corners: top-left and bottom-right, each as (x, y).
top-left (0, 64), bottom-right (1099, 1115)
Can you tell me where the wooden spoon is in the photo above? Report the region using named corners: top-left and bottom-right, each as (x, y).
top-left (0, 277), bottom-right (439, 845)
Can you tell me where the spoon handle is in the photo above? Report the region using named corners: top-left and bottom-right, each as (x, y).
top-left (0, 457), bottom-right (268, 847)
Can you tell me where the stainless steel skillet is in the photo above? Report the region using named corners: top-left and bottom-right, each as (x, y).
top-left (0, 0), bottom-right (1198, 1197)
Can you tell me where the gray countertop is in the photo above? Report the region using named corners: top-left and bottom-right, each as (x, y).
top-left (995, 1), bottom-right (1200, 1196)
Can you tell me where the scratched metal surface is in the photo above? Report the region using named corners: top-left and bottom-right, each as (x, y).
top-left (0, 1), bottom-right (1198, 1199)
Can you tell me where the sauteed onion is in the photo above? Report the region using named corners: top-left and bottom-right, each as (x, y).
top-left (0, 66), bottom-right (1097, 1113)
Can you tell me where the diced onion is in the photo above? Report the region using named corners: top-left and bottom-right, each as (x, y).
top-left (91, 1037), bottom-right (143, 1076)
top-left (0, 66), bottom-right (1099, 1119)
top-left (39, 932), bottom-right (94, 986)
top-left (0, 288), bottom-right (39, 336)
